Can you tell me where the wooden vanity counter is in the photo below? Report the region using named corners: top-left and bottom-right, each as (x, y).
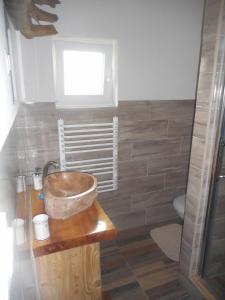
top-left (31, 190), bottom-right (117, 257)
top-left (28, 190), bottom-right (117, 300)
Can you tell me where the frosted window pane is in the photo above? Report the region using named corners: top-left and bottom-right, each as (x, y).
top-left (63, 50), bottom-right (105, 95)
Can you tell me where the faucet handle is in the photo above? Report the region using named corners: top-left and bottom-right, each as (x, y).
top-left (34, 167), bottom-right (42, 174)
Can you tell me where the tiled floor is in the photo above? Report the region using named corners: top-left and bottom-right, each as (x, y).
top-left (206, 274), bottom-right (225, 299)
top-left (101, 226), bottom-right (193, 300)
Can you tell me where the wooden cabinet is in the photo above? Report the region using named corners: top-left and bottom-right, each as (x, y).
top-left (36, 243), bottom-right (102, 300)
top-left (31, 191), bottom-right (117, 300)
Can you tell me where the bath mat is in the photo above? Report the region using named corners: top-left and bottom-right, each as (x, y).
top-left (150, 224), bottom-right (182, 262)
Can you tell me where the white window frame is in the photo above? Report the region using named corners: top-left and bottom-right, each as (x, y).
top-left (52, 37), bottom-right (118, 109)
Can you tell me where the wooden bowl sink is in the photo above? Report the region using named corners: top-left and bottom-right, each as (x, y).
top-left (44, 172), bottom-right (98, 219)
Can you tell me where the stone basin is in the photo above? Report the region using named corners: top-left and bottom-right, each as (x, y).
top-left (44, 172), bottom-right (98, 220)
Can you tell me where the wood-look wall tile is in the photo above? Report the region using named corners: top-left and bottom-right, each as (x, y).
top-left (18, 126), bottom-right (58, 151)
top-left (186, 165), bottom-right (202, 201)
top-left (149, 100), bottom-right (195, 121)
top-left (112, 210), bottom-right (146, 231)
top-left (91, 108), bottom-right (118, 122)
top-left (203, 0), bottom-right (221, 32)
top-left (196, 72), bottom-right (213, 102)
top-left (199, 33), bottom-right (218, 74)
top-left (145, 203), bottom-right (178, 225)
top-left (99, 194), bottom-right (131, 218)
top-left (25, 148), bottom-right (60, 172)
top-left (168, 120), bottom-right (193, 137)
top-left (118, 174), bottom-right (164, 195)
top-left (180, 136), bottom-right (193, 154)
top-left (131, 188), bottom-right (185, 212)
top-left (132, 138), bottom-right (181, 159)
top-left (118, 101), bottom-right (150, 121)
top-left (189, 136), bottom-right (205, 169)
top-left (18, 99), bottom-right (193, 232)
top-left (58, 108), bottom-right (95, 123)
top-left (192, 106), bottom-right (209, 139)
top-left (15, 103), bottom-right (57, 128)
top-left (165, 169), bottom-right (188, 190)
top-left (148, 154), bottom-right (189, 175)
top-left (118, 160), bottom-right (147, 180)
top-left (118, 142), bottom-right (132, 161)
top-left (119, 120), bottom-right (168, 142)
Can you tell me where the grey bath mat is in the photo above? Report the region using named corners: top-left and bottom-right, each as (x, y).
top-left (150, 224), bottom-right (182, 262)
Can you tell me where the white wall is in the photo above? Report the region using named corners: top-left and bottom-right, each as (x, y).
top-left (19, 0), bottom-right (204, 102)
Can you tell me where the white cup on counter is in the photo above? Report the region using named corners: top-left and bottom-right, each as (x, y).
top-left (33, 214), bottom-right (50, 241)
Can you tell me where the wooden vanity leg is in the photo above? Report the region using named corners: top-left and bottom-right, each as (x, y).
top-left (35, 243), bottom-right (102, 300)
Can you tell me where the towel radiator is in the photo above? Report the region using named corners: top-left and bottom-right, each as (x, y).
top-left (58, 117), bottom-right (118, 193)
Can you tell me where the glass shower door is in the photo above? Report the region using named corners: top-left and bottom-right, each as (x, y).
top-left (202, 111), bottom-right (225, 298)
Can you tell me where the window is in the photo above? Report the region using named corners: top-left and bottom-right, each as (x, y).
top-left (53, 38), bottom-right (118, 108)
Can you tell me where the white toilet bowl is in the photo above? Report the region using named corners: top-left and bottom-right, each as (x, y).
top-left (173, 194), bottom-right (186, 220)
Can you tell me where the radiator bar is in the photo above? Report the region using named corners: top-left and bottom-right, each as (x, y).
top-left (64, 122), bottom-right (113, 128)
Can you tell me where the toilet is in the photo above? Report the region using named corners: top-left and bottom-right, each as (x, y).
top-left (173, 194), bottom-right (186, 220)
top-left (150, 193), bottom-right (186, 262)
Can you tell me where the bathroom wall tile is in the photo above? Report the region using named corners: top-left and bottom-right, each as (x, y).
top-left (118, 174), bottom-right (164, 195)
top-left (149, 100), bottom-right (195, 121)
top-left (145, 203), bottom-right (178, 225)
top-left (15, 103), bottom-right (57, 128)
top-left (180, 136), bottom-right (193, 154)
top-left (186, 165), bottom-right (202, 202)
top-left (196, 72), bottom-right (213, 102)
top-left (16, 126), bottom-right (58, 152)
top-left (147, 154), bottom-right (189, 175)
top-left (204, 0), bottom-right (221, 20)
top-left (165, 169), bottom-right (189, 190)
top-left (18, 99), bottom-right (194, 232)
top-left (189, 136), bottom-right (205, 169)
top-left (167, 120), bottom-right (193, 137)
top-left (99, 194), bottom-right (131, 218)
top-left (198, 33), bottom-right (218, 74)
top-left (131, 188), bottom-right (185, 212)
top-left (192, 106), bottom-right (209, 139)
top-left (132, 138), bottom-right (181, 159)
top-left (24, 148), bottom-right (60, 173)
top-left (118, 101), bottom-right (150, 121)
top-left (180, 239), bottom-right (193, 275)
top-left (58, 109), bottom-right (95, 123)
top-left (111, 210), bottom-right (146, 231)
top-left (118, 160), bottom-right (147, 180)
top-left (119, 120), bottom-right (168, 142)
top-left (118, 142), bottom-right (132, 161)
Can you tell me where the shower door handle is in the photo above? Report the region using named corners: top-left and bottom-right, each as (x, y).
top-left (218, 175), bottom-right (225, 179)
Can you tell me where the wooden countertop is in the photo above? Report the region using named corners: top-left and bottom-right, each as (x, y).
top-left (30, 190), bottom-right (117, 257)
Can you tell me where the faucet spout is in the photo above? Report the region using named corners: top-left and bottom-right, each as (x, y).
top-left (42, 161), bottom-right (59, 186)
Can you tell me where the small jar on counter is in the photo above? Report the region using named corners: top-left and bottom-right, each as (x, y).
top-left (32, 168), bottom-right (43, 191)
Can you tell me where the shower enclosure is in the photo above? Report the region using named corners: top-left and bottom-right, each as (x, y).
top-left (201, 102), bottom-right (225, 298)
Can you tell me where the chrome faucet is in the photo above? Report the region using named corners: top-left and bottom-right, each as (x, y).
top-left (42, 161), bottom-right (59, 186)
